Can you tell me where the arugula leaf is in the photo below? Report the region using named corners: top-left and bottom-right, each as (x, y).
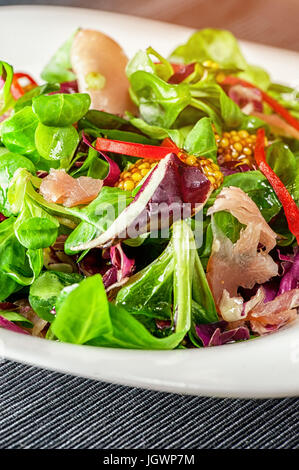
top-left (29, 271), bottom-right (83, 322)
top-left (41, 31), bottom-right (77, 83)
top-left (32, 93), bottom-right (91, 127)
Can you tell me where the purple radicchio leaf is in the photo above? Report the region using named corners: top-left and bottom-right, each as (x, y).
top-left (102, 267), bottom-right (118, 288)
top-left (219, 162), bottom-right (253, 176)
top-left (50, 80), bottom-right (79, 95)
top-left (72, 152), bottom-right (212, 251)
top-left (82, 132), bottom-right (120, 186)
top-left (0, 316), bottom-right (30, 335)
top-left (240, 280), bottom-right (279, 306)
top-left (0, 302), bottom-right (18, 311)
top-left (228, 84), bottom-right (263, 114)
top-left (103, 243), bottom-right (135, 289)
top-left (196, 321), bottom-right (250, 347)
top-left (261, 281), bottom-right (279, 302)
top-left (110, 243), bottom-right (135, 280)
top-left (156, 319), bottom-right (172, 330)
top-left (78, 245), bottom-right (135, 290)
top-left (59, 80), bottom-right (79, 94)
top-left (0, 302), bottom-right (30, 335)
top-left (78, 248), bottom-right (110, 277)
top-left (36, 170), bottom-right (49, 179)
top-left (278, 247), bottom-right (299, 295)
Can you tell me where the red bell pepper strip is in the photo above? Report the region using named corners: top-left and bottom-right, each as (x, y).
top-left (222, 75), bottom-right (299, 132)
top-left (95, 138), bottom-right (176, 161)
top-left (13, 73), bottom-right (38, 86)
top-left (161, 137), bottom-right (179, 151)
top-left (11, 77), bottom-right (24, 100)
top-left (255, 128), bottom-right (299, 243)
top-left (11, 73), bottom-right (38, 100)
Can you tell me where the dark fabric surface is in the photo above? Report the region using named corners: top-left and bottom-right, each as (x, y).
top-left (0, 359), bottom-right (298, 449)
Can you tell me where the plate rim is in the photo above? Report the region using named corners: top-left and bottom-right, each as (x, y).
top-left (0, 4), bottom-right (299, 399)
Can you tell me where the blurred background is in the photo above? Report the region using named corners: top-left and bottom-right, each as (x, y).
top-left (1, 0), bottom-right (299, 51)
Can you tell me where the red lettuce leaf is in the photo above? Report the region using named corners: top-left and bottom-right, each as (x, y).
top-left (196, 321), bottom-right (250, 347)
top-left (278, 247), bottom-right (299, 295)
top-left (0, 315), bottom-right (30, 335)
top-left (72, 152), bottom-right (212, 250)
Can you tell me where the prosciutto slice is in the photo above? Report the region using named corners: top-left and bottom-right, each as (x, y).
top-left (207, 186), bottom-right (277, 252)
top-left (252, 112), bottom-right (299, 139)
top-left (40, 169), bottom-right (102, 207)
top-left (248, 288), bottom-right (299, 334)
top-left (206, 187), bottom-right (278, 321)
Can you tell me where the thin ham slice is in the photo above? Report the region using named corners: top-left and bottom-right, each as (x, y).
top-left (71, 29), bottom-right (136, 116)
top-left (40, 169), bottom-right (102, 207)
top-left (252, 111), bottom-right (299, 139)
top-left (206, 187), bottom-right (278, 321)
top-left (208, 186), bottom-right (277, 252)
top-left (248, 288), bottom-right (299, 335)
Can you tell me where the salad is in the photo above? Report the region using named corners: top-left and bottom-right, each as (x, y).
top-left (0, 28), bottom-right (298, 349)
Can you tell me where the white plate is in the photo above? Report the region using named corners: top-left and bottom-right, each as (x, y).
top-left (0, 5), bottom-right (299, 398)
